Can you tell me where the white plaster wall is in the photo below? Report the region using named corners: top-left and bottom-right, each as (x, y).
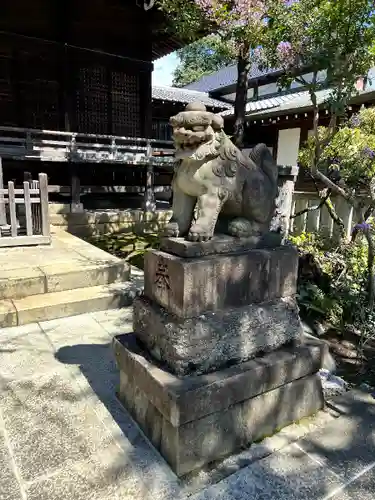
top-left (276, 128), bottom-right (301, 166)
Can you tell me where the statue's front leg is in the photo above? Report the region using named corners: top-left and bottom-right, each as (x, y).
top-left (164, 184), bottom-right (195, 237)
top-left (188, 189), bottom-right (228, 242)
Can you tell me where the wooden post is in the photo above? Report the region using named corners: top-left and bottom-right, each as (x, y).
top-left (70, 165), bottom-right (83, 213)
top-left (142, 142), bottom-right (156, 213)
top-left (8, 181), bottom-right (18, 237)
top-left (31, 179), bottom-right (41, 234)
top-left (272, 165), bottom-right (299, 237)
top-left (0, 158), bottom-right (7, 226)
top-left (23, 181), bottom-right (33, 236)
top-left (38, 173), bottom-right (50, 238)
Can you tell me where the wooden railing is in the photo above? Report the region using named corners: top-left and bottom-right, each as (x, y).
top-left (0, 126), bottom-right (175, 165)
top-left (0, 159), bottom-right (50, 247)
top-left (290, 191), bottom-right (355, 239)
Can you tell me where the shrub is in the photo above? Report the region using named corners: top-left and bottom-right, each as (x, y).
top-left (289, 232), bottom-right (368, 330)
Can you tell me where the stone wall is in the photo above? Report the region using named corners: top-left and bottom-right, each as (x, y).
top-left (49, 203), bottom-right (172, 236)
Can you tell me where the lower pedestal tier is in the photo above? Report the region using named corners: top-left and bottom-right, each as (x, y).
top-left (113, 334), bottom-right (325, 477)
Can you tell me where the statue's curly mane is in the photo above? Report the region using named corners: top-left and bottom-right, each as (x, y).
top-left (210, 131), bottom-right (250, 177)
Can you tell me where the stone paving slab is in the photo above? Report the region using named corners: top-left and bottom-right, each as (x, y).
top-left (188, 444), bottom-right (344, 500)
top-left (0, 323), bottom-right (55, 381)
top-left (91, 307), bottom-right (134, 335)
top-left (330, 468), bottom-right (375, 500)
top-left (0, 428), bottom-right (23, 500)
top-left (189, 389), bottom-right (375, 500)
top-left (295, 414), bottom-right (375, 482)
top-left (25, 442), bottom-right (153, 500)
top-left (0, 371), bottom-right (115, 482)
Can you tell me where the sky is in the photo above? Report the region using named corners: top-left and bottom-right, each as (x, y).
top-left (152, 52), bottom-right (179, 86)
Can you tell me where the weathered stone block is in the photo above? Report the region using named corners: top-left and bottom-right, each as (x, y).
top-left (143, 245), bottom-right (298, 318)
top-left (114, 334), bottom-right (325, 477)
top-left (133, 295), bottom-right (303, 375)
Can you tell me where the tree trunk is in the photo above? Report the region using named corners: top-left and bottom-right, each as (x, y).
top-left (233, 45), bottom-right (251, 149)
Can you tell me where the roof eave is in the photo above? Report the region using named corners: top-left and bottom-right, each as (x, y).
top-left (211, 69), bottom-right (285, 96)
top-left (244, 89), bottom-right (375, 122)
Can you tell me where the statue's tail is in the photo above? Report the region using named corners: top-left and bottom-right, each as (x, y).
top-left (249, 143), bottom-right (278, 186)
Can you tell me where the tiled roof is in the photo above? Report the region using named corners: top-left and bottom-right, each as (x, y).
top-left (220, 94), bottom-right (298, 117)
top-left (221, 86), bottom-right (375, 120)
top-left (184, 64), bottom-right (280, 93)
top-left (152, 85), bottom-right (232, 109)
top-left (245, 87), bottom-right (375, 120)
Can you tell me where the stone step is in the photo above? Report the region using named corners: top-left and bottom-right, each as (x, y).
top-left (0, 281), bottom-right (141, 327)
top-left (0, 260), bottom-right (130, 300)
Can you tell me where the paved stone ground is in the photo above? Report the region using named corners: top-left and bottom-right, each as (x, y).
top-left (0, 309), bottom-right (374, 500)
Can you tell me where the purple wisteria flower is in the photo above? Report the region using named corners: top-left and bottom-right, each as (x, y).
top-left (363, 146), bottom-right (375, 159)
top-left (353, 222), bottom-right (372, 233)
top-left (194, 0), bottom-right (266, 26)
top-left (349, 114), bottom-right (361, 127)
top-left (276, 41), bottom-right (295, 66)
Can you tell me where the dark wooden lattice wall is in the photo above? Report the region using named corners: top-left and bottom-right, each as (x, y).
top-left (75, 65), bottom-right (109, 135)
top-left (0, 38), bottom-right (60, 129)
top-left (0, 0), bottom-right (153, 137)
top-left (73, 59), bottom-right (142, 137)
top-left (111, 71), bottom-right (141, 137)
top-left (0, 43), bottom-right (14, 127)
top-left (0, 35), bottom-right (147, 136)
top-left (18, 43), bottom-right (60, 130)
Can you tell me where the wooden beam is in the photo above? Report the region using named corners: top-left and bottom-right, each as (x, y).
top-left (140, 68), bottom-right (153, 138)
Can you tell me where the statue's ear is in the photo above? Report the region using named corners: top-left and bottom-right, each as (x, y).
top-left (212, 114), bottom-right (224, 131)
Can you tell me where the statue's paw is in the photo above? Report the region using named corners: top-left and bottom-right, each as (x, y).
top-left (164, 222), bottom-right (180, 238)
top-left (187, 225), bottom-right (212, 242)
top-left (228, 218), bottom-right (254, 238)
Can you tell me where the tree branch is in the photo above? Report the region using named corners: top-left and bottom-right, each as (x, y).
top-left (364, 228), bottom-right (375, 311)
top-left (295, 75), bottom-right (309, 86)
top-left (290, 188), bottom-right (331, 219)
top-left (310, 175), bottom-right (346, 236)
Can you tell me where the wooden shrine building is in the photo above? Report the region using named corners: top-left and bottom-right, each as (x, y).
top-left (0, 0), bottom-right (188, 212)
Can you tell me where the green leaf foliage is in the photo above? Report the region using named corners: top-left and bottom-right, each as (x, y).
top-left (290, 231), bottom-right (369, 329)
top-left (172, 35), bottom-right (234, 87)
top-left (263, 0), bottom-right (375, 114)
top-left (299, 107), bottom-right (375, 190)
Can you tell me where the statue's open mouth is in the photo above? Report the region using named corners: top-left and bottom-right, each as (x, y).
top-left (172, 127), bottom-right (214, 158)
top-left (174, 139), bottom-right (213, 160)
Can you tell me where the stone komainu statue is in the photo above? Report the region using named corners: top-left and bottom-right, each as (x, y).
top-left (164, 102), bottom-right (279, 241)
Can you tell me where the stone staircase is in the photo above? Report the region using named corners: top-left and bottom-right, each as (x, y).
top-left (0, 229), bottom-right (143, 327)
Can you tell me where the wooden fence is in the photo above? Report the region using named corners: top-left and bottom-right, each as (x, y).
top-left (290, 191), bottom-right (355, 238)
top-left (0, 159), bottom-right (50, 247)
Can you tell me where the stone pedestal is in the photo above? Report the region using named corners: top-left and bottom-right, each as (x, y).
top-left (113, 237), bottom-right (324, 476)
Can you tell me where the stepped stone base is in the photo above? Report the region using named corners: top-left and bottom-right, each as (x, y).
top-left (133, 295), bottom-right (303, 376)
top-left (113, 334), bottom-right (325, 477)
